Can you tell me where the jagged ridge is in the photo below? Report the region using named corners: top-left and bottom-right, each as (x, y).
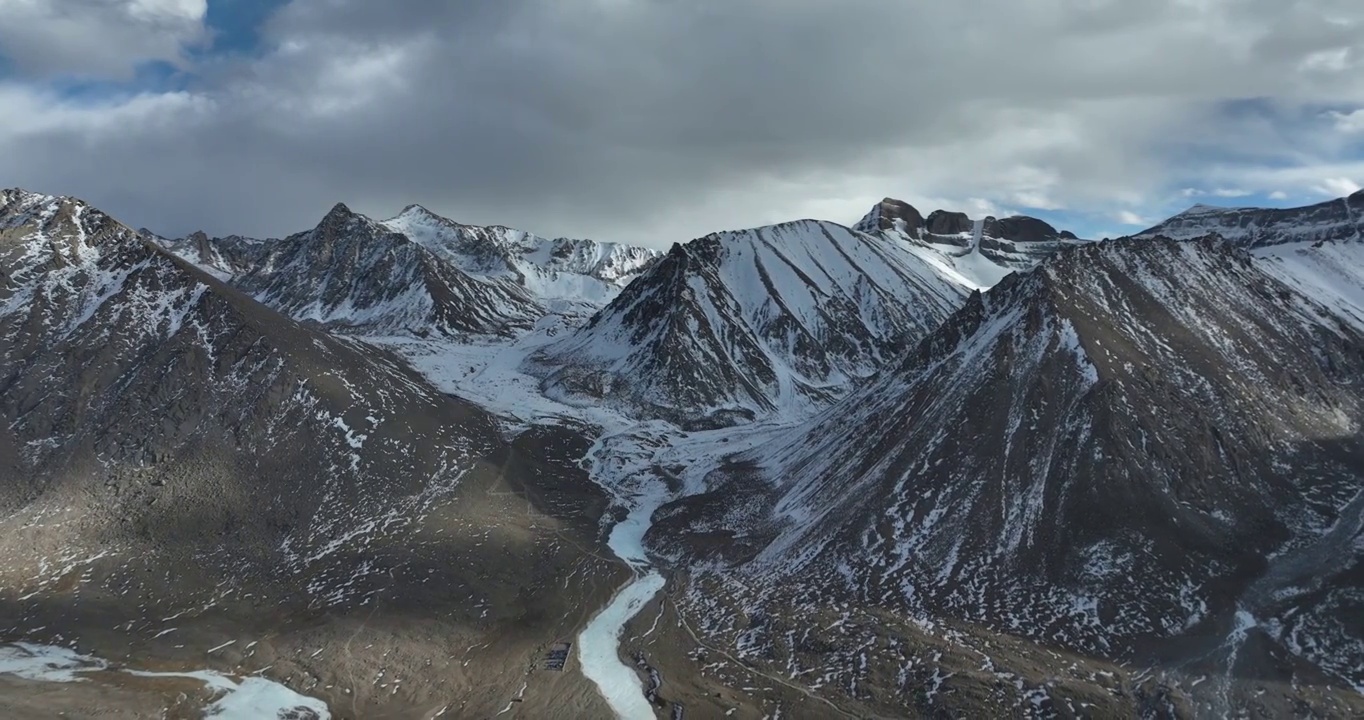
top-left (1138, 189), bottom-right (1364, 248)
top-left (526, 219), bottom-right (970, 428)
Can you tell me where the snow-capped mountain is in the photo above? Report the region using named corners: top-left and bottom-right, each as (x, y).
top-left (161, 202), bottom-right (545, 337)
top-left (651, 236), bottom-right (1364, 714)
top-left (855, 196), bottom-right (1086, 288)
top-left (161, 204), bottom-right (661, 338)
top-left (381, 204), bottom-right (661, 314)
top-left (526, 219), bottom-right (970, 427)
top-left (1138, 188), bottom-right (1364, 247)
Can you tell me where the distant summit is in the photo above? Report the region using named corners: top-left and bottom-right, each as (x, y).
top-left (1137, 190), bottom-right (1364, 247)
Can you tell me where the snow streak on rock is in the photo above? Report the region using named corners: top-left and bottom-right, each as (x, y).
top-left (528, 220), bottom-right (970, 428)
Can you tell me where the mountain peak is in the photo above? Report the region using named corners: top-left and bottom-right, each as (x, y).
top-left (396, 203), bottom-right (444, 221)
top-left (324, 201), bottom-right (355, 219)
top-left (1181, 202), bottom-right (1232, 215)
top-left (855, 197), bottom-right (925, 234)
top-left (312, 201), bottom-right (373, 240)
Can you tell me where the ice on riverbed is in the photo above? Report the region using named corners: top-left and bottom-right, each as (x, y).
top-left (579, 570), bottom-right (668, 720)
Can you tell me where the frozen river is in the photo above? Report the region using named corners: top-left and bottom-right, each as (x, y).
top-left (576, 481), bottom-right (670, 719)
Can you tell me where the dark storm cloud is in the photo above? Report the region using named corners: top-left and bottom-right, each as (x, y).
top-left (1, 0), bottom-right (1363, 244)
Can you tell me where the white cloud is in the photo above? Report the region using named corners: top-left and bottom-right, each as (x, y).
top-left (1197, 161), bottom-right (1364, 204)
top-left (0, 0), bottom-right (207, 79)
top-left (1327, 108), bottom-right (1364, 133)
top-left (1298, 47), bottom-right (1354, 74)
top-left (1011, 191), bottom-right (1065, 211)
top-left (1268, 190), bottom-right (1289, 200)
top-left (1115, 210), bottom-right (1148, 226)
top-left (1181, 187), bottom-right (1251, 198)
top-left (1315, 177), bottom-right (1363, 196)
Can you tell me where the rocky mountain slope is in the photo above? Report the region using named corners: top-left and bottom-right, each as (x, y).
top-left (855, 197), bottom-right (1086, 288)
top-left (1140, 191), bottom-right (1364, 333)
top-left (1138, 189), bottom-right (1364, 248)
top-left (0, 189), bottom-right (624, 718)
top-left (650, 236), bottom-right (1364, 716)
top-left (526, 219), bottom-right (971, 428)
top-left (161, 204), bottom-right (661, 338)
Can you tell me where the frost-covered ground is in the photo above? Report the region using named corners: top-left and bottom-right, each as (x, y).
top-left (0, 643), bottom-right (330, 719)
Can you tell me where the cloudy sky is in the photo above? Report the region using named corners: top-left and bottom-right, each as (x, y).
top-left (1, 0), bottom-right (1362, 246)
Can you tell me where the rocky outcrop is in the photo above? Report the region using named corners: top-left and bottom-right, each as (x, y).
top-left (854, 197), bottom-right (1087, 287)
top-left (981, 214), bottom-right (1066, 243)
top-left (925, 209), bottom-right (972, 235)
top-left (854, 197), bottom-right (926, 235)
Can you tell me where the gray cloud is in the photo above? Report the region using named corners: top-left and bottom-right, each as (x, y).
top-left (1, 0), bottom-right (1363, 245)
top-left (0, 0), bottom-right (206, 78)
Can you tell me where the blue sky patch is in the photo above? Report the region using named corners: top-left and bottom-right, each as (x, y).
top-left (202, 0), bottom-right (293, 56)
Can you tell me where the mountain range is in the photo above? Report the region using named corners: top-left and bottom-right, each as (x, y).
top-left (2, 185), bottom-right (1363, 719)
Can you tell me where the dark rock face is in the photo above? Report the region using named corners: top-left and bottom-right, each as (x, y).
top-left (1138, 190), bottom-right (1364, 248)
top-left (169, 229), bottom-right (268, 279)
top-left (527, 220), bottom-right (968, 427)
top-left (981, 215), bottom-right (1064, 243)
top-left (925, 209), bottom-right (972, 235)
top-left (658, 237), bottom-right (1364, 708)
